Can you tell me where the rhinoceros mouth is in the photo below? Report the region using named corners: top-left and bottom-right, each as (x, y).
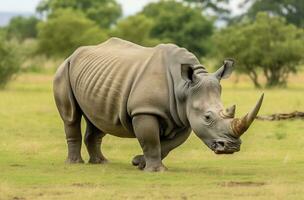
top-left (214, 148), bottom-right (239, 154)
top-left (210, 139), bottom-right (241, 154)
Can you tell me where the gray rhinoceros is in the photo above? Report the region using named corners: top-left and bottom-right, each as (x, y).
top-left (54, 38), bottom-right (263, 172)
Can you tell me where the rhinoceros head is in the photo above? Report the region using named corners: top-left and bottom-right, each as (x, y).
top-left (179, 59), bottom-right (263, 154)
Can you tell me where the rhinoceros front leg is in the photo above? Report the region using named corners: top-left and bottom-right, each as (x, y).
top-left (132, 128), bottom-right (191, 169)
top-left (132, 115), bottom-right (167, 172)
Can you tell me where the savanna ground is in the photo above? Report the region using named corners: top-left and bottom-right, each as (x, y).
top-left (0, 71), bottom-right (303, 200)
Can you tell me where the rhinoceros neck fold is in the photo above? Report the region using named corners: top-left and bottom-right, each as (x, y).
top-left (166, 69), bottom-right (188, 127)
top-left (163, 44), bottom-right (204, 128)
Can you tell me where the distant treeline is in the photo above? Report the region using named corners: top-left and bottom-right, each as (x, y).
top-left (0, 0), bottom-right (303, 88)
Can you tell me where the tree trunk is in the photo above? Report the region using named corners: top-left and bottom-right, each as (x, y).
top-left (247, 65), bottom-right (292, 88)
top-left (248, 70), bottom-right (261, 88)
top-left (265, 66), bottom-right (287, 88)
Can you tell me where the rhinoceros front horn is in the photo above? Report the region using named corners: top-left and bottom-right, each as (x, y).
top-left (231, 94), bottom-right (264, 137)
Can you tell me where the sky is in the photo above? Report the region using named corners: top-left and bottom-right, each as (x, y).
top-left (0, 0), bottom-right (157, 14)
top-left (0, 0), bottom-right (41, 13)
top-left (0, 0), bottom-right (245, 16)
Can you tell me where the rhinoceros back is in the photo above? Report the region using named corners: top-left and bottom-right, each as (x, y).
top-left (68, 38), bottom-right (164, 137)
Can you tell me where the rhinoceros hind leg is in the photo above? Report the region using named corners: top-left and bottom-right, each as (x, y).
top-left (132, 154), bottom-right (145, 169)
top-left (64, 121), bottom-right (84, 164)
top-left (84, 118), bottom-right (108, 164)
top-left (132, 154), bottom-right (166, 172)
top-left (144, 164), bottom-right (167, 172)
top-left (54, 59), bottom-right (84, 164)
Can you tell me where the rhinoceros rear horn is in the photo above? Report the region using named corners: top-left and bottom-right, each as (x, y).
top-left (222, 105), bottom-right (236, 118)
top-left (231, 94), bottom-right (264, 137)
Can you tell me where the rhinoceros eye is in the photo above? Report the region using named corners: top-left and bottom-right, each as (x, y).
top-left (205, 115), bottom-right (210, 120)
top-left (203, 112), bottom-right (213, 125)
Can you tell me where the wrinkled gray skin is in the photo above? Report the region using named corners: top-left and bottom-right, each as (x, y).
top-left (53, 38), bottom-right (263, 172)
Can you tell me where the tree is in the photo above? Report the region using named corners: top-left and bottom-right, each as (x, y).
top-left (141, 1), bottom-right (213, 57)
top-left (6, 16), bottom-right (40, 41)
top-left (110, 14), bottom-right (160, 46)
top-left (213, 12), bottom-right (304, 88)
top-left (239, 0), bottom-right (304, 28)
top-left (0, 36), bottom-right (20, 88)
top-left (36, 0), bottom-right (122, 28)
top-left (37, 9), bottom-right (107, 57)
top-left (183, 0), bottom-right (230, 19)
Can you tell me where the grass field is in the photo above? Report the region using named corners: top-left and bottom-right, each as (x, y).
top-left (0, 73), bottom-right (303, 200)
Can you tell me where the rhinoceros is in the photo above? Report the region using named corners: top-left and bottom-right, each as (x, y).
top-left (53, 38), bottom-right (263, 172)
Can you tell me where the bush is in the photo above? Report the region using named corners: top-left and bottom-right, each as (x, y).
top-left (6, 16), bottom-right (40, 41)
top-left (21, 55), bottom-right (63, 74)
top-left (37, 9), bottom-right (108, 58)
top-left (0, 37), bottom-right (20, 88)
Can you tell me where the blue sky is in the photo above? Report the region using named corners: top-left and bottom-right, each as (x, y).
top-left (0, 0), bottom-right (245, 16)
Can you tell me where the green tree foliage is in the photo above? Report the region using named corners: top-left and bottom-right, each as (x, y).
top-left (141, 1), bottom-right (213, 57)
top-left (241, 0), bottom-right (304, 28)
top-left (0, 36), bottom-right (20, 88)
top-left (183, 0), bottom-right (230, 18)
top-left (111, 14), bottom-right (160, 46)
top-left (37, 9), bottom-right (107, 57)
top-left (36, 0), bottom-right (122, 28)
top-left (214, 12), bottom-right (304, 88)
top-left (6, 16), bottom-right (40, 41)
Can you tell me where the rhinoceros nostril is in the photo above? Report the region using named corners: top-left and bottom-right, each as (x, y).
top-left (216, 141), bottom-right (225, 148)
top-left (211, 140), bottom-right (227, 152)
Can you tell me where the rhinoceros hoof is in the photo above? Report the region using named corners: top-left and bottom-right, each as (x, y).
top-left (88, 157), bottom-right (109, 164)
top-left (132, 155), bottom-right (146, 169)
top-left (65, 157), bottom-right (84, 164)
top-left (144, 164), bottom-right (167, 172)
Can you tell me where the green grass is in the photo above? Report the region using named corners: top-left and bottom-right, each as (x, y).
top-left (0, 74), bottom-right (303, 200)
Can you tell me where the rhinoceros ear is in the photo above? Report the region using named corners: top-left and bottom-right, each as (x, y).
top-left (214, 59), bottom-right (234, 80)
top-left (181, 64), bottom-right (195, 82)
top-left (181, 64), bottom-right (206, 82)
